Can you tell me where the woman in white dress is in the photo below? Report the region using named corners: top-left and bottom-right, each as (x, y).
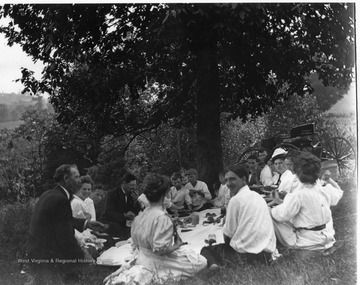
top-left (71, 175), bottom-right (98, 258)
top-left (71, 175), bottom-right (95, 220)
top-left (271, 152), bottom-right (337, 251)
top-left (104, 174), bottom-right (207, 285)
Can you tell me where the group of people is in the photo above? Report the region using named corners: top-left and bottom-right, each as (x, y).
top-left (25, 147), bottom-right (343, 284)
top-left (104, 149), bottom-right (343, 284)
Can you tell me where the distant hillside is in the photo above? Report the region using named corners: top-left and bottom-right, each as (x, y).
top-left (0, 92), bottom-right (33, 105)
top-left (0, 120), bottom-right (22, 130)
top-left (326, 83), bottom-right (356, 115)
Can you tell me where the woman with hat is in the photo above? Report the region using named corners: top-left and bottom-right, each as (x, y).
top-left (270, 152), bottom-right (337, 251)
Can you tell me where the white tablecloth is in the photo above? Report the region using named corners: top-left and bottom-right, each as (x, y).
top-left (97, 208), bottom-right (224, 266)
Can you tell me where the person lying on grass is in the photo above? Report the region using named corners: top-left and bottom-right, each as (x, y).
top-left (200, 164), bottom-right (279, 269)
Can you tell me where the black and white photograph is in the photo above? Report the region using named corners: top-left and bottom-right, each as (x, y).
top-left (0, 2), bottom-right (357, 285)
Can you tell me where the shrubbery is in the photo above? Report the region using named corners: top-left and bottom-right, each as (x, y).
top-left (0, 199), bottom-right (37, 257)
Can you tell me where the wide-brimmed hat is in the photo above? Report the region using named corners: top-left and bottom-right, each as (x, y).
top-left (271, 148), bottom-right (287, 162)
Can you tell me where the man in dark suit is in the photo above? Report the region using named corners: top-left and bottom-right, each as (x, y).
top-left (26, 164), bottom-right (106, 284)
top-left (99, 172), bottom-right (140, 239)
top-left (247, 155), bottom-right (262, 194)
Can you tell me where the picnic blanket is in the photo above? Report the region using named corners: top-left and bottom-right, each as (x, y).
top-left (97, 208), bottom-right (224, 266)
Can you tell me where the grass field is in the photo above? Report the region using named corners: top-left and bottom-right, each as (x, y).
top-left (0, 181), bottom-right (357, 285)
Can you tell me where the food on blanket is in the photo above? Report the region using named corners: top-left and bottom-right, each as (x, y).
top-left (183, 217), bottom-right (193, 224)
top-left (208, 234), bottom-right (216, 244)
top-left (173, 218), bottom-right (184, 226)
top-left (203, 214), bottom-right (224, 225)
top-left (205, 234), bottom-right (217, 246)
top-left (263, 185), bottom-right (278, 192)
top-left (214, 216), bottom-right (223, 224)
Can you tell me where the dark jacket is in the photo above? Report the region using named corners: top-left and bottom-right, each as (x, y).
top-left (99, 187), bottom-right (140, 227)
top-left (26, 185), bottom-right (85, 260)
top-left (248, 171), bottom-right (260, 186)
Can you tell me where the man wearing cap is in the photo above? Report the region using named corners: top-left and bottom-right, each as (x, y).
top-left (184, 168), bottom-right (212, 211)
top-left (271, 148), bottom-right (295, 195)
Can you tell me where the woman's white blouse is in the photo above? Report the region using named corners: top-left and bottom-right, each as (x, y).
top-left (131, 205), bottom-right (173, 252)
top-left (271, 183), bottom-right (332, 228)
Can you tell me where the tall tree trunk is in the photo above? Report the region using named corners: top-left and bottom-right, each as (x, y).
top-left (196, 33), bottom-right (223, 196)
top-left (176, 129), bottom-right (183, 169)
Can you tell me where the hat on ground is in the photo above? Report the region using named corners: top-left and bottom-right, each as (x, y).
top-left (185, 168), bottom-right (198, 176)
top-left (271, 148), bottom-right (287, 163)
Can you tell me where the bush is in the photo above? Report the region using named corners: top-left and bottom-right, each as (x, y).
top-left (0, 199), bottom-right (36, 254)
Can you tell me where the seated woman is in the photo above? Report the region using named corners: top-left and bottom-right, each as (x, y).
top-left (71, 175), bottom-right (99, 258)
top-left (81, 176), bottom-right (96, 221)
top-left (71, 175), bottom-right (94, 221)
top-left (104, 174), bottom-right (207, 285)
top-left (270, 152), bottom-right (337, 251)
top-left (137, 174), bottom-right (176, 211)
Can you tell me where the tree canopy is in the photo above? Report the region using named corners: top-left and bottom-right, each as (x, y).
top-left (0, 3), bottom-right (355, 185)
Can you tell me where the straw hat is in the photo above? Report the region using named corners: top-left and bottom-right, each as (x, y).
top-left (271, 148), bottom-right (287, 162)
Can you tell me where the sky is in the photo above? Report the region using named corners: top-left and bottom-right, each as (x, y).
top-left (0, 33), bottom-right (43, 94)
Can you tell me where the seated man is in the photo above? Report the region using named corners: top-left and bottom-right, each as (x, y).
top-left (283, 149), bottom-right (302, 194)
top-left (184, 168), bottom-right (212, 211)
top-left (90, 184), bottom-right (106, 219)
top-left (26, 164), bottom-right (106, 284)
top-left (247, 155), bottom-right (260, 186)
top-left (166, 172), bottom-right (192, 212)
top-left (90, 184), bottom-right (106, 217)
top-left (246, 155), bottom-right (263, 194)
top-left (271, 148), bottom-right (295, 195)
top-left (258, 149), bottom-right (274, 186)
top-left (200, 164), bottom-right (278, 268)
top-left (99, 172), bottom-right (140, 240)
